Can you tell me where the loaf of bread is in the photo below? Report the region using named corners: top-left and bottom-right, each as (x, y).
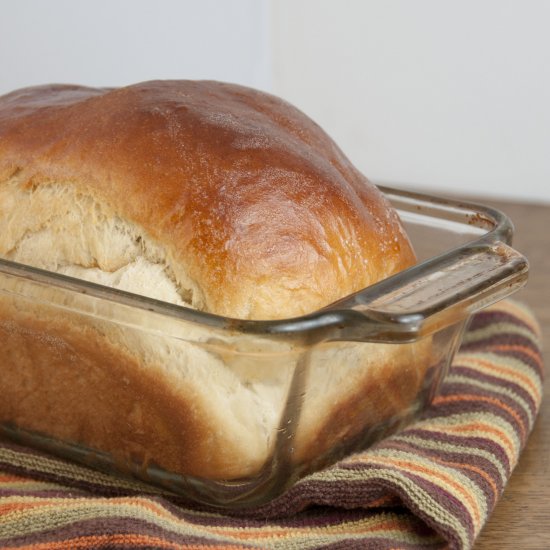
top-left (0, 81), bottom-right (426, 482)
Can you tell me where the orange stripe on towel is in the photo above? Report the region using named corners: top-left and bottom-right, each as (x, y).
top-left (432, 394), bottom-right (527, 441)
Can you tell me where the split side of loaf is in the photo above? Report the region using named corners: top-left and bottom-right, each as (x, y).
top-left (0, 81), bottom-right (426, 480)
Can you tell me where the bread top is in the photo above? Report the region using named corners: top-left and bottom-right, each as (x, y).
top-left (0, 80), bottom-right (415, 320)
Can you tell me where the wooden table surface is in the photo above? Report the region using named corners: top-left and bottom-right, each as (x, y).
top-left (461, 199), bottom-right (550, 549)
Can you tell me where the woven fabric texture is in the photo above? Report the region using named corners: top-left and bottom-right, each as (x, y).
top-left (0, 300), bottom-right (543, 549)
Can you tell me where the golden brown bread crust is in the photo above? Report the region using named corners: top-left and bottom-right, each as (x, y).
top-left (0, 80), bottom-right (425, 485)
top-left (0, 80), bottom-right (415, 319)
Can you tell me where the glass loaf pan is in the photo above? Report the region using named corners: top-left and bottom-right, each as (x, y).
top-left (0, 186), bottom-right (528, 508)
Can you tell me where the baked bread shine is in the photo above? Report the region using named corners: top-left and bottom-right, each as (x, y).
top-left (0, 80), bottom-right (415, 319)
top-left (0, 81), bottom-right (423, 482)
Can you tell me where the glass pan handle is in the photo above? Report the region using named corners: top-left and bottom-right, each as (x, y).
top-left (335, 241), bottom-right (529, 338)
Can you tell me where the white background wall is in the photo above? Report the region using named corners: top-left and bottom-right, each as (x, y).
top-left (271, 0), bottom-right (550, 203)
top-left (0, 0), bottom-right (271, 93)
top-left (1, 0), bottom-right (548, 203)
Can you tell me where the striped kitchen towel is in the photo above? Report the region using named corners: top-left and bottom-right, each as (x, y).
top-left (0, 300), bottom-right (543, 549)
